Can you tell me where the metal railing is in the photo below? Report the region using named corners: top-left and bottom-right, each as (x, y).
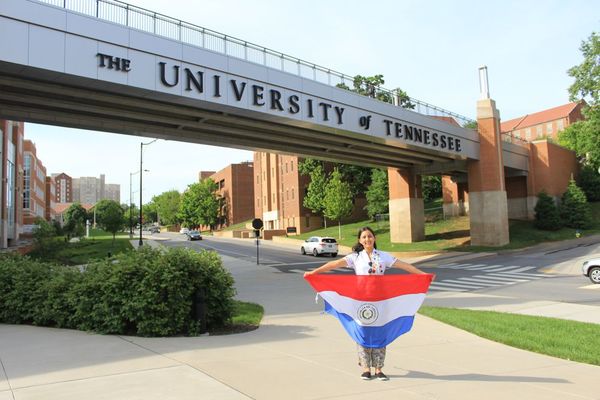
top-left (37, 0), bottom-right (475, 126)
top-left (501, 132), bottom-right (530, 147)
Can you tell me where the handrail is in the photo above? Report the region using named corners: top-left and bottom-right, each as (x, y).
top-left (37, 0), bottom-right (476, 126)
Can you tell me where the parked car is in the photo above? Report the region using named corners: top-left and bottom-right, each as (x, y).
top-left (301, 236), bottom-right (338, 257)
top-left (179, 227), bottom-right (189, 234)
top-left (148, 226), bottom-right (160, 234)
top-left (582, 257), bottom-right (600, 284)
top-left (186, 230), bottom-right (202, 241)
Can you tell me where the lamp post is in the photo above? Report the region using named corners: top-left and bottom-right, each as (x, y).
top-left (129, 169), bottom-right (148, 238)
top-left (139, 139), bottom-right (157, 247)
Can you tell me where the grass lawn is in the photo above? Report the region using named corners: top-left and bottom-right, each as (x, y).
top-left (210, 300), bottom-right (264, 335)
top-left (295, 201), bottom-right (600, 253)
top-left (419, 306), bottom-right (600, 366)
top-left (38, 229), bottom-right (133, 265)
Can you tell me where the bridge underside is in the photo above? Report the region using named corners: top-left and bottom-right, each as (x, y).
top-left (0, 63), bottom-right (460, 170)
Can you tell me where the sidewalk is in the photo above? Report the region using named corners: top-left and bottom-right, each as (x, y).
top-left (1, 248), bottom-right (599, 399)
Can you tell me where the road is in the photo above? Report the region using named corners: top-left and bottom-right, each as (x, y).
top-left (152, 232), bottom-right (600, 310)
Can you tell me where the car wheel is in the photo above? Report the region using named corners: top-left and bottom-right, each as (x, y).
top-left (186, 236), bottom-right (190, 241)
top-left (301, 247), bottom-right (306, 255)
top-left (313, 248), bottom-right (319, 257)
top-left (589, 267), bottom-right (600, 284)
top-left (331, 253), bottom-right (337, 257)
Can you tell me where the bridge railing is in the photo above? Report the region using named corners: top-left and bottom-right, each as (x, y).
top-left (501, 132), bottom-right (530, 147)
top-left (37, 0), bottom-right (475, 126)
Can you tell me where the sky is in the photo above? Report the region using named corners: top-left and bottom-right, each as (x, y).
top-left (24, 0), bottom-right (600, 203)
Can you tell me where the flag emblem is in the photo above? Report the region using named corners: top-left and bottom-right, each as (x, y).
top-left (305, 274), bottom-right (434, 348)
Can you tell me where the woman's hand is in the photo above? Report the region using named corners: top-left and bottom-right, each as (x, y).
top-left (303, 270), bottom-right (315, 277)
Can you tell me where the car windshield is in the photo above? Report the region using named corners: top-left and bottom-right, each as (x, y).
top-left (321, 238), bottom-right (337, 243)
top-left (189, 231), bottom-right (199, 234)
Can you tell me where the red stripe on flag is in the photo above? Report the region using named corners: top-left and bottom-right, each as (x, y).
top-left (305, 274), bottom-right (434, 301)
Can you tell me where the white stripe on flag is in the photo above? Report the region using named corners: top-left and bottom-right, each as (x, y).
top-left (318, 291), bottom-right (425, 327)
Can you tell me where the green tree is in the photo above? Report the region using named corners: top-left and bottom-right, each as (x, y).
top-left (179, 179), bottom-right (220, 230)
top-left (63, 203), bottom-right (88, 238)
top-left (299, 159), bottom-right (328, 227)
top-left (578, 165), bottom-right (600, 201)
top-left (142, 201), bottom-right (158, 225)
top-left (337, 164), bottom-right (372, 198)
top-left (365, 168), bottom-right (389, 219)
top-left (559, 179), bottom-right (592, 229)
top-left (323, 169), bottom-right (353, 239)
top-left (562, 31), bottom-right (600, 170)
top-left (152, 190), bottom-right (181, 225)
top-left (95, 200), bottom-right (125, 247)
top-left (422, 175), bottom-right (442, 203)
top-left (463, 121), bottom-right (478, 130)
top-left (568, 32), bottom-right (599, 105)
top-left (534, 191), bottom-right (561, 231)
top-left (337, 74), bottom-right (415, 108)
top-left (32, 217), bottom-right (58, 256)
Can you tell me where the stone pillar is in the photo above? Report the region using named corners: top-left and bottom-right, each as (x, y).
top-left (442, 175), bottom-right (460, 217)
top-left (467, 98), bottom-right (509, 246)
top-left (388, 168), bottom-right (424, 243)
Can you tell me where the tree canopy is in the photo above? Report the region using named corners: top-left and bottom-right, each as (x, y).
top-left (365, 168), bottom-right (389, 219)
top-left (63, 203), bottom-right (88, 238)
top-left (323, 169), bottom-right (353, 239)
top-left (337, 74), bottom-right (415, 108)
top-left (152, 190), bottom-right (181, 225)
top-left (178, 179), bottom-right (220, 230)
top-left (95, 199), bottom-right (125, 245)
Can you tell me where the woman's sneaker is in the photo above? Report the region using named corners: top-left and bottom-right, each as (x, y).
top-left (360, 371), bottom-right (372, 380)
top-left (375, 372), bottom-right (389, 381)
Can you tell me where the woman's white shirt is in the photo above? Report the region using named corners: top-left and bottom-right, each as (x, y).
top-left (343, 249), bottom-right (397, 275)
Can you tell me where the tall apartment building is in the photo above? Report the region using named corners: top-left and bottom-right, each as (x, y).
top-left (203, 162), bottom-right (254, 229)
top-left (52, 172), bottom-right (73, 203)
top-left (45, 176), bottom-right (56, 221)
top-left (500, 101), bottom-right (586, 141)
top-left (23, 140), bottom-right (48, 227)
top-left (1, 120), bottom-right (24, 248)
top-left (104, 183), bottom-right (121, 203)
top-left (70, 174), bottom-right (120, 204)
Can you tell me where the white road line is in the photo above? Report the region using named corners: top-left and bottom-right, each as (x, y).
top-left (475, 274), bottom-right (528, 282)
top-left (460, 264), bottom-right (498, 270)
top-left (428, 285), bottom-right (468, 292)
top-left (457, 278), bottom-right (505, 286)
top-left (495, 273), bottom-right (544, 279)
top-left (436, 279), bottom-right (487, 288)
top-left (444, 263), bottom-right (473, 269)
top-left (508, 266), bottom-right (536, 273)
top-left (477, 265), bottom-right (525, 272)
top-left (428, 281), bottom-right (482, 289)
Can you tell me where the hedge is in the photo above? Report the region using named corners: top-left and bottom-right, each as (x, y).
top-left (0, 246), bottom-right (236, 336)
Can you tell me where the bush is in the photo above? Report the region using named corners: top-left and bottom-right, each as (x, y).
top-left (560, 179), bottom-right (592, 229)
top-left (534, 191), bottom-right (561, 230)
top-left (0, 247), bottom-right (236, 337)
top-left (578, 165), bottom-right (600, 202)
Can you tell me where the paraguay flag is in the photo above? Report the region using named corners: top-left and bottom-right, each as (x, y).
top-left (305, 274), bottom-right (434, 348)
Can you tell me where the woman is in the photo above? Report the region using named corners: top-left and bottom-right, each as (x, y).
top-left (304, 226), bottom-right (427, 381)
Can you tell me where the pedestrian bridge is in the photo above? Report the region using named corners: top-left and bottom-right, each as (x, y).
top-left (0, 0), bottom-right (529, 174)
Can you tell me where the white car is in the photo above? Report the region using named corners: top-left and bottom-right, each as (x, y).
top-left (582, 257), bottom-right (600, 284)
top-left (179, 227), bottom-right (189, 234)
top-left (301, 236), bottom-right (338, 257)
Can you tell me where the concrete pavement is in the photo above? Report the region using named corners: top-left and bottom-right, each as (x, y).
top-left (1, 240), bottom-right (599, 399)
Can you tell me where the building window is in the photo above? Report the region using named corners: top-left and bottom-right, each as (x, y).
top-left (286, 190), bottom-right (289, 200)
top-left (536, 126), bottom-right (543, 138)
top-left (546, 123), bottom-right (553, 134)
top-left (292, 188), bottom-right (295, 199)
top-left (256, 174), bottom-right (259, 184)
top-left (271, 167), bottom-right (274, 177)
top-left (291, 161), bottom-right (294, 171)
top-left (557, 120), bottom-right (564, 131)
top-left (285, 163), bottom-right (288, 173)
top-left (219, 179), bottom-right (225, 189)
top-left (23, 154), bottom-right (31, 209)
top-left (525, 128), bottom-right (531, 140)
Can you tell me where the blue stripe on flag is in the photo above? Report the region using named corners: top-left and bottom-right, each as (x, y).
top-left (324, 301), bottom-right (415, 348)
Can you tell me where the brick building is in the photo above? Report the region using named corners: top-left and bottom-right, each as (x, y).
top-left (200, 162), bottom-right (254, 229)
top-left (23, 140), bottom-right (48, 228)
top-left (0, 120), bottom-right (24, 248)
top-left (52, 172), bottom-right (73, 203)
top-left (500, 101), bottom-right (586, 141)
top-left (45, 176), bottom-right (56, 221)
top-left (253, 152), bottom-right (367, 234)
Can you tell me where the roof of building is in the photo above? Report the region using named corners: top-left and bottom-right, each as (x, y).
top-left (53, 202), bottom-right (95, 214)
top-left (500, 101), bottom-right (583, 133)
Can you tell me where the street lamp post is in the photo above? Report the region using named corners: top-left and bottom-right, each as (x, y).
top-left (139, 139), bottom-right (157, 247)
top-left (129, 169), bottom-right (148, 238)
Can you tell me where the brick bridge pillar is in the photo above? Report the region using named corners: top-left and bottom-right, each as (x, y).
top-left (467, 97), bottom-right (509, 246)
top-left (388, 168), bottom-right (425, 243)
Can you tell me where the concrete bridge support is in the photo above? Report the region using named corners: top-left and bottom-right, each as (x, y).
top-left (467, 98), bottom-right (509, 246)
top-left (388, 168), bottom-right (425, 243)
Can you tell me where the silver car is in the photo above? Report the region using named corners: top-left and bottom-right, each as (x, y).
top-left (582, 257), bottom-right (600, 284)
top-left (301, 236), bottom-right (338, 257)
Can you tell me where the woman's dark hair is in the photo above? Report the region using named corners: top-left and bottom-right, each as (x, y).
top-left (352, 226), bottom-right (377, 253)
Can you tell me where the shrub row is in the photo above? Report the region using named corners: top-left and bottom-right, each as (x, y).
top-left (534, 179), bottom-right (593, 231)
top-left (0, 247), bottom-right (236, 336)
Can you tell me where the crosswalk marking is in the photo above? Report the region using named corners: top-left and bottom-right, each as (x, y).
top-left (427, 261), bottom-right (552, 292)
